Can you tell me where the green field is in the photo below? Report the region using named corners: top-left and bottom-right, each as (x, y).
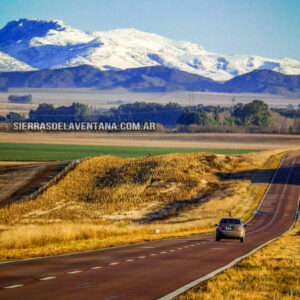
top-left (0, 143), bottom-right (262, 161)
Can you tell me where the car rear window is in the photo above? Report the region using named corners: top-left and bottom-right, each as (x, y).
top-left (220, 218), bottom-right (241, 224)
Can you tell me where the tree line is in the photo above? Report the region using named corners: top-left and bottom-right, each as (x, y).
top-left (8, 94), bottom-right (32, 104)
top-left (271, 107), bottom-right (300, 119)
top-left (1, 100), bottom-right (274, 129)
top-left (177, 100), bottom-right (272, 127)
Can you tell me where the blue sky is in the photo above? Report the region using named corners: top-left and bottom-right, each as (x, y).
top-left (1, 0), bottom-right (300, 60)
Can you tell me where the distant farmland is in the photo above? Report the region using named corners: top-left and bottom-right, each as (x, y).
top-left (0, 143), bottom-right (261, 161)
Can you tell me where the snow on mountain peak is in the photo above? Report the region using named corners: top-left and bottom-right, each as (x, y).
top-left (0, 19), bottom-right (66, 45)
top-left (0, 19), bottom-right (100, 69)
top-left (29, 22), bottom-right (94, 47)
top-left (0, 18), bottom-right (300, 80)
top-left (0, 51), bottom-right (36, 71)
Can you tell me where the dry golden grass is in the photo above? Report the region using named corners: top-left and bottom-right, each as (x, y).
top-left (0, 161), bottom-right (46, 166)
top-left (0, 150), bottom-right (285, 261)
top-left (1, 132), bottom-right (300, 149)
top-left (177, 219), bottom-right (300, 300)
top-left (0, 222), bottom-right (212, 260)
top-left (0, 102), bottom-right (37, 118)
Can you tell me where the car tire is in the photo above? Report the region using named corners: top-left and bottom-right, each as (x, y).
top-left (216, 236), bottom-right (220, 242)
top-left (240, 237), bottom-right (244, 243)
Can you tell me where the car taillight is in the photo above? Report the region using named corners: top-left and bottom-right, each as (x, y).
top-left (237, 226), bottom-right (242, 231)
top-left (218, 226), bottom-right (222, 230)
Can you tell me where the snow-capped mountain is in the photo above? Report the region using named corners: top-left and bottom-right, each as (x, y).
top-left (0, 51), bottom-right (35, 71)
top-left (0, 18), bottom-right (300, 81)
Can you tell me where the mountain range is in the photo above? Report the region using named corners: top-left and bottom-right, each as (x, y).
top-left (0, 18), bottom-right (300, 82)
top-left (0, 65), bottom-right (300, 95)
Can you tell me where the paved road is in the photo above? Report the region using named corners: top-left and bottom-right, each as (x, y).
top-left (0, 161), bottom-right (69, 207)
top-left (0, 153), bottom-right (299, 300)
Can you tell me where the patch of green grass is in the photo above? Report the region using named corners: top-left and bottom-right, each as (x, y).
top-left (0, 143), bottom-right (262, 161)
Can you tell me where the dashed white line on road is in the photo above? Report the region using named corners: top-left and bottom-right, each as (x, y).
top-left (39, 276), bottom-right (56, 281)
top-left (160, 251), bottom-right (167, 254)
top-left (184, 246), bottom-right (189, 248)
top-left (68, 271), bottom-right (82, 274)
top-left (90, 266), bottom-right (102, 270)
top-left (138, 256), bottom-right (146, 259)
top-left (177, 248), bottom-right (182, 250)
top-left (4, 284), bottom-right (24, 289)
top-left (150, 254), bottom-right (157, 256)
top-left (108, 262), bottom-right (119, 266)
top-left (170, 250), bottom-right (175, 252)
top-left (125, 259), bottom-right (134, 262)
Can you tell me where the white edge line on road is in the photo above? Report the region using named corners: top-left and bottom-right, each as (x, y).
top-left (158, 195), bottom-right (300, 300)
top-left (90, 266), bottom-right (102, 270)
top-left (4, 284), bottom-right (24, 289)
top-left (39, 276), bottom-right (56, 281)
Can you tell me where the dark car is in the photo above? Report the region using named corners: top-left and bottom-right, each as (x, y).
top-left (215, 218), bottom-right (246, 242)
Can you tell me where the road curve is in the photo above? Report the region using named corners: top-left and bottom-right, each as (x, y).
top-left (0, 152), bottom-right (299, 300)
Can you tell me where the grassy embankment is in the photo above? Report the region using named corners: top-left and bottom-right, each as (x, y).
top-left (0, 150), bottom-right (284, 261)
top-left (0, 142), bottom-right (260, 160)
top-left (177, 218), bottom-right (300, 300)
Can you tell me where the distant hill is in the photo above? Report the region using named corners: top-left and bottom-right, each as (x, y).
top-left (222, 69), bottom-right (300, 95)
top-left (107, 66), bottom-right (218, 92)
top-left (0, 65), bottom-right (219, 91)
top-left (0, 65), bottom-right (300, 95)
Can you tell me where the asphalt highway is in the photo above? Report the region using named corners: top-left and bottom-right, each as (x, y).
top-left (0, 152), bottom-right (299, 300)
